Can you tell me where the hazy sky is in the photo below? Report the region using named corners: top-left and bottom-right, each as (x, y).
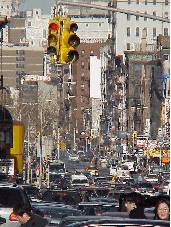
top-left (19, 0), bottom-right (56, 15)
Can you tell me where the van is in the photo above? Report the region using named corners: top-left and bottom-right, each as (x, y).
top-left (71, 174), bottom-right (89, 189)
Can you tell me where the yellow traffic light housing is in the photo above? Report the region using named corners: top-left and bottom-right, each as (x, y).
top-left (47, 18), bottom-right (61, 63)
top-left (59, 18), bottom-right (80, 64)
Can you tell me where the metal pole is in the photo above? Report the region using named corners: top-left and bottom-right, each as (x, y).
top-left (58, 127), bottom-right (60, 160)
top-left (39, 109), bottom-right (42, 189)
top-left (74, 127), bottom-right (76, 150)
top-left (27, 115), bottom-right (30, 184)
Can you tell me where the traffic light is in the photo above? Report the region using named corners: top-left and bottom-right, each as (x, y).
top-left (46, 154), bottom-right (49, 164)
top-left (59, 18), bottom-right (80, 64)
top-left (132, 131), bottom-right (137, 139)
top-left (47, 18), bottom-right (61, 64)
top-left (0, 75), bottom-right (3, 89)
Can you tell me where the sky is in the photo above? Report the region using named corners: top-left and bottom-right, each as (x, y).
top-left (19, 0), bottom-right (56, 15)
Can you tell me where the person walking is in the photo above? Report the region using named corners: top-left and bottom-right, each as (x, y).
top-left (13, 203), bottom-right (48, 227)
top-left (125, 192), bottom-right (146, 219)
top-left (154, 198), bottom-right (170, 221)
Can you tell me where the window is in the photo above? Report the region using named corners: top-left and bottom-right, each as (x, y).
top-left (16, 64), bottom-right (25, 69)
top-left (165, 0), bottom-right (168, 5)
top-left (81, 61), bottom-right (85, 69)
top-left (81, 72), bottom-right (85, 77)
top-left (134, 85), bottom-right (141, 97)
top-left (90, 50), bottom-right (94, 55)
top-left (128, 0), bottom-right (131, 4)
top-left (7, 5), bottom-right (9, 9)
top-left (153, 11), bottom-right (156, 21)
top-left (145, 0), bottom-right (147, 5)
top-left (127, 43), bottom-right (131, 50)
top-left (136, 0), bottom-right (139, 4)
top-left (81, 95), bottom-right (84, 102)
top-left (164, 27), bottom-right (168, 36)
top-left (21, 30), bottom-right (25, 35)
top-left (144, 11), bottom-right (147, 21)
top-left (144, 27), bottom-right (147, 37)
top-left (1, 6), bottom-right (3, 8)
top-left (164, 12), bottom-right (169, 18)
top-left (28, 22), bottom-right (31, 27)
top-left (153, 27), bottom-right (156, 37)
top-left (136, 27), bottom-right (139, 37)
top-left (99, 23), bottom-right (102, 27)
top-left (153, 0), bottom-right (156, 5)
top-left (16, 57), bottom-right (25, 62)
top-left (86, 24), bottom-right (89, 27)
top-left (36, 11), bottom-right (38, 14)
top-left (136, 12), bottom-right (139, 21)
top-left (134, 65), bottom-right (140, 79)
top-left (81, 50), bottom-right (85, 57)
top-left (127, 27), bottom-right (130, 37)
top-left (127, 14), bottom-right (130, 21)
top-left (81, 84), bottom-right (84, 90)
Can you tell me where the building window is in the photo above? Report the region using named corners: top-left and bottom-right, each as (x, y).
top-left (144, 11), bottom-right (147, 21)
top-left (81, 84), bottom-right (84, 90)
top-left (136, 13), bottom-right (139, 21)
top-left (81, 61), bottom-right (85, 69)
top-left (136, 0), bottom-right (139, 4)
top-left (81, 95), bottom-right (84, 102)
top-left (7, 5), bottom-right (9, 8)
top-left (164, 27), bottom-right (168, 36)
top-left (134, 65), bottom-right (140, 79)
top-left (127, 43), bottom-right (131, 50)
top-left (165, 0), bottom-right (168, 5)
top-left (153, 27), bottom-right (156, 37)
top-left (86, 24), bottom-right (89, 27)
top-left (21, 30), bottom-right (25, 35)
top-left (1, 6), bottom-right (3, 8)
top-left (99, 23), bottom-right (102, 27)
top-left (127, 14), bottom-right (130, 21)
top-left (145, 0), bottom-right (147, 5)
top-left (16, 57), bottom-right (25, 62)
top-left (28, 21), bottom-right (31, 27)
top-left (153, 0), bottom-right (156, 5)
top-left (164, 11), bottom-right (169, 18)
top-left (81, 50), bottom-right (85, 57)
top-left (144, 27), bottom-right (147, 37)
top-left (128, 0), bottom-right (131, 4)
top-left (81, 72), bottom-right (85, 77)
top-left (136, 27), bottom-right (139, 37)
top-left (127, 27), bottom-right (130, 37)
top-left (16, 64), bottom-right (25, 69)
top-left (90, 50), bottom-right (94, 55)
top-left (36, 11), bottom-right (38, 14)
top-left (153, 11), bottom-right (156, 21)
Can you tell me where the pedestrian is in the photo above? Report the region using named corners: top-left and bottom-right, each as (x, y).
top-left (125, 192), bottom-right (146, 219)
top-left (13, 203), bottom-right (48, 227)
top-left (154, 198), bottom-right (170, 221)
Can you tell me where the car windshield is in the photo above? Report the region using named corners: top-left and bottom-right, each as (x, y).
top-left (83, 189), bottom-right (109, 197)
top-left (23, 186), bottom-right (39, 196)
top-left (138, 183), bottom-right (153, 188)
top-left (0, 188), bottom-right (25, 207)
top-left (72, 179), bottom-right (88, 184)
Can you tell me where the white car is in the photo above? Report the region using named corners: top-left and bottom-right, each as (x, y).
top-left (69, 154), bottom-right (79, 161)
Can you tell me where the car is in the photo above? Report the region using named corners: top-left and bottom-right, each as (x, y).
top-left (159, 181), bottom-right (170, 194)
top-left (86, 166), bottom-right (99, 176)
top-left (135, 182), bottom-right (154, 195)
top-left (65, 217), bottom-right (170, 227)
top-left (32, 204), bottom-right (82, 225)
top-left (69, 154), bottom-right (79, 162)
top-left (21, 185), bottom-right (42, 200)
top-left (0, 184), bottom-right (45, 227)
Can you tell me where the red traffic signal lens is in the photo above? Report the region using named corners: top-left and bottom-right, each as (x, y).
top-left (47, 46), bottom-right (56, 54)
top-left (68, 34), bottom-right (80, 47)
top-left (49, 23), bottom-right (58, 30)
top-left (67, 50), bottom-right (79, 63)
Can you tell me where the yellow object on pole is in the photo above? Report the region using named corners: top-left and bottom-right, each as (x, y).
top-left (10, 121), bottom-right (24, 174)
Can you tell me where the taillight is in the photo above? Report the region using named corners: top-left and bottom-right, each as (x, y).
top-left (9, 213), bottom-right (18, 221)
top-left (97, 212), bottom-right (102, 216)
top-left (44, 214), bottom-right (49, 218)
top-left (131, 187), bottom-right (134, 190)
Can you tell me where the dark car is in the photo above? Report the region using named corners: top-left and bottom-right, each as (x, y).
top-left (21, 185), bottom-right (42, 200)
top-left (41, 189), bottom-right (82, 205)
top-left (65, 218), bottom-right (170, 227)
top-left (136, 182), bottom-right (154, 194)
top-left (32, 204), bottom-right (82, 225)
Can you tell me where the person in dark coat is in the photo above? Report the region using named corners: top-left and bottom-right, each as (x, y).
top-left (125, 192), bottom-right (146, 219)
top-left (13, 203), bottom-right (48, 227)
